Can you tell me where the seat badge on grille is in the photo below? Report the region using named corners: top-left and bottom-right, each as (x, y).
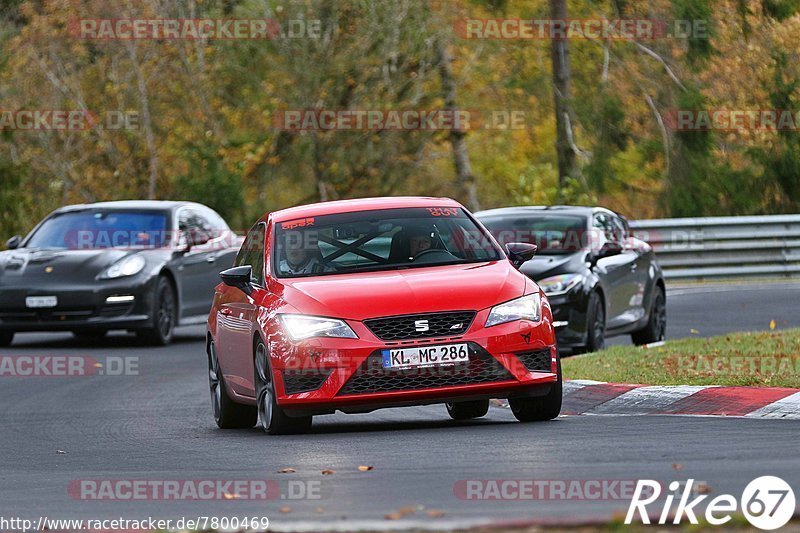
top-left (414, 320), bottom-right (430, 332)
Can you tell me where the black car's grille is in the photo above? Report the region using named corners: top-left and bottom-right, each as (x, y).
top-left (364, 311), bottom-right (476, 341)
top-left (0, 307), bottom-right (95, 323)
top-left (337, 343), bottom-right (515, 396)
top-left (282, 369), bottom-right (332, 395)
top-left (515, 349), bottom-right (552, 372)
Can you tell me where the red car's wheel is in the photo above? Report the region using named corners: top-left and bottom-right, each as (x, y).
top-left (209, 340), bottom-right (256, 429)
top-left (509, 358), bottom-right (562, 422)
top-left (254, 341), bottom-right (312, 435)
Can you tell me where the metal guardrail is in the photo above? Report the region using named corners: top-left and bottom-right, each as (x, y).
top-left (629, 214), bottom-right (800, 281)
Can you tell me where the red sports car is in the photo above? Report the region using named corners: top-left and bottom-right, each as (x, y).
top-left (206, 197), bottom-right (560, 434)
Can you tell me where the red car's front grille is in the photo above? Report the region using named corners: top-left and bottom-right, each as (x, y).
top-left (282, 369), bottom-right (332, 395)
top-left (337, 343), bottom-right (514, 395)
top-left (364, 311), bottom-right (476, 341)
top-left (515, 349), bottom-right (552, 372)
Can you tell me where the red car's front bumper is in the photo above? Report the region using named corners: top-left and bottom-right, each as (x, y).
top-left (267, 309), bottom-right (558, 416)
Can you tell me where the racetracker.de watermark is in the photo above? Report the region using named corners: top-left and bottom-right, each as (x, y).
top-left (0, 356), bottom-right (138, 377)
top-left (668, 355), bottom-right (800, 378)
top-left (454, 18), bottom-right (708, 40)
top-left (454, 479), bottom-right (658, 500)
top-left (0, 110), bottom-right (139, 131)
top-left (664, 109), bottom-right (800, 131)
top-left (68, 18), bottom-right (322, 40)
top-left (68, 479), bottom-right (324, 500)
top-left (272, 109), bottom-right (527, 131)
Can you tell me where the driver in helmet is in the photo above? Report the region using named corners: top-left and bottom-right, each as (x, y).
top-left (279, 231), bottom-right (331, 275)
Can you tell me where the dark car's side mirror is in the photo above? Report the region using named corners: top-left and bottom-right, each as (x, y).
top-left (5, 235), bottom-right (21, 250)
top-left (590, 241), bottom-right (623, 266)
top-left (220, 265), bottom-right (253, 296)
top-left (505, 242), bottom-right (537, 269)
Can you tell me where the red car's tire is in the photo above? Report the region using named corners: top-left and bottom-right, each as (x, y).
top-left (209, 340), bottom-right (256, 429)
top-left (509, 359), bottom-right (562, 422)
top-left (446, 399), bottom-right (490, 420)
top-left (254, 341), bottom-right (312, 435)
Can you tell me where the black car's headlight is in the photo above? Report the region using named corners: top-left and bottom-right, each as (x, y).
top-left (537, 273), bottom-right (581, 296)
top-left (279, 314), bottom-right (358, 341)
top-left (485, 293), bottom-right (541, 327)
top-left (98, 255), bottom-right (146, 279)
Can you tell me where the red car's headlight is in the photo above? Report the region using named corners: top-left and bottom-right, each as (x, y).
top-left (279, 314), bottom-right (358, 341)
top-left (485, 293), bottom-right (541, 327)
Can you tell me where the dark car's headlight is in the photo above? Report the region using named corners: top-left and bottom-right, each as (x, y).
top-left (485, 293), bottom-right (541, 327)
top-left (279, 314), bottom-right (358, 341)
top-left (537, 273), bottom-right (581, 296)
top-left (98, 255), bottom-right (146, 279)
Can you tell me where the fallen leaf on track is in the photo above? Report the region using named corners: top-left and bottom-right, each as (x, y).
top-left (357, 465), bottom-right (374, 472)
top-left (672, 463), bottom-right (683, 471)
top-left (321, 469), bottom-right (335, 475)
top-left (278, 467), bottom-right (296, 474)
top-left (426, 509), bottom-right (445, 518)
top-left (279, 506), bottom-right (292, 514)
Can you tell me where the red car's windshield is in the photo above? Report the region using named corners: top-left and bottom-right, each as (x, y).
top-left (273, 207), bottom-right (503, 278)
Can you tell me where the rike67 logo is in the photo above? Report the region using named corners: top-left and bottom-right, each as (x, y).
top-left (626, 476), bottom-right (795, 530)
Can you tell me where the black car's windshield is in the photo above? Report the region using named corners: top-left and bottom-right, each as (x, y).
top-left (273, 207), bottom-right (503, 278)
top-left (480, 214), bottom-right (589, 255)
top-left (25, 210), bottom-right (169, 249)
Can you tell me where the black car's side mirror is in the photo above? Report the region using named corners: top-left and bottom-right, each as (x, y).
top-left (5, 235), bottom-right (21, 250)
top-left (220, 265), bottom-right (254, 296)
top-left (505, 242), bottom-right (537, 269)
top-left (590, 241), bottom-right (623, 266)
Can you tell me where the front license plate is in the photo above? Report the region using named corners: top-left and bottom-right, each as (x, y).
top-left (382, 344), bottom-right (469, 369)
top-left (25, 296), bottom-right (58, 308)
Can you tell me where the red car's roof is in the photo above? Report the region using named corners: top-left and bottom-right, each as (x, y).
top-left (268, 196), bottom-right (463, 223)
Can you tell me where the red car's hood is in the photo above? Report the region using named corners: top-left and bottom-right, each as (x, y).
top-left (279, 260), bottom-right (527, 320)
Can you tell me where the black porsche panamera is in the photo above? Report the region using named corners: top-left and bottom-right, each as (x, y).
top-left (476, 206), bottom-right (667, 353)
top-left (0, 201), bottom-right (240, 346)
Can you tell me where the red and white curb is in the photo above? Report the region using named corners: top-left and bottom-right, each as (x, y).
top-left (556, 380), bottom-right (800, 418)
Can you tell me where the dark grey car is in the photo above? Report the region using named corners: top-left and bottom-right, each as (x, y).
top-left (0, 201), bottom-right (240, 346)
top-left (476, 206), bottom-right (666, 353)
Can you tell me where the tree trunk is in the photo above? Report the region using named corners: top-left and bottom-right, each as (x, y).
top-left (550, 0), bottom-right (578, 199)
top-left (436, 39), bottom-right (480, 211)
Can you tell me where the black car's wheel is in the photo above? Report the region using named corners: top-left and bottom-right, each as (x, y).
top-left (72, 329), bottom-right (107, 340)
top-left (446, 399), bottom-right (490, 420)
top-left (208, 340), bottom-right (256, 429)
top-left (581, 291), bottom-right (606, 353)
top-left (136, 276), bottom-right (176, 346)
top-left (509, 359), bottom-right (562, 422)
top-left (632, 286), bottom-right (667, 346)
top-left (0, 331), bottom-right (13, 347)
top-left (254, 341), bottom-right (312, 435)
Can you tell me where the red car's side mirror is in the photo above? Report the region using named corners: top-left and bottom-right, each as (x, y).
top-left (505, 242), bottom-right (537, 269)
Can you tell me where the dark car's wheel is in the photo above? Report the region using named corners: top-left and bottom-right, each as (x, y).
top-left (580, 291), bottom-right (606, 353)
top-left (72, 329), bottom-right (107, 341)
top-left (208, 340), bottom-right (256, 429)
top-left (136, 276), bottom-right (176, 346)
top-left (446, 399), bottom-right (490, 420)
top-left (0, 331), bottom-right (13, 347)
top-left (509, 359), bottom-right (562, 422)
top-left (254, 341), bottom-right (312, 435)
top-left (632, 286), bottom-right (667, 346)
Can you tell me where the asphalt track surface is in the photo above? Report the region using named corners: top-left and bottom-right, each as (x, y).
top-left (1, 282), bottom-right (799, 530)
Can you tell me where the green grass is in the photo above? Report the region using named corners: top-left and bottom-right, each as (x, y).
top-left (562, 329), bottom-right (800, 388)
